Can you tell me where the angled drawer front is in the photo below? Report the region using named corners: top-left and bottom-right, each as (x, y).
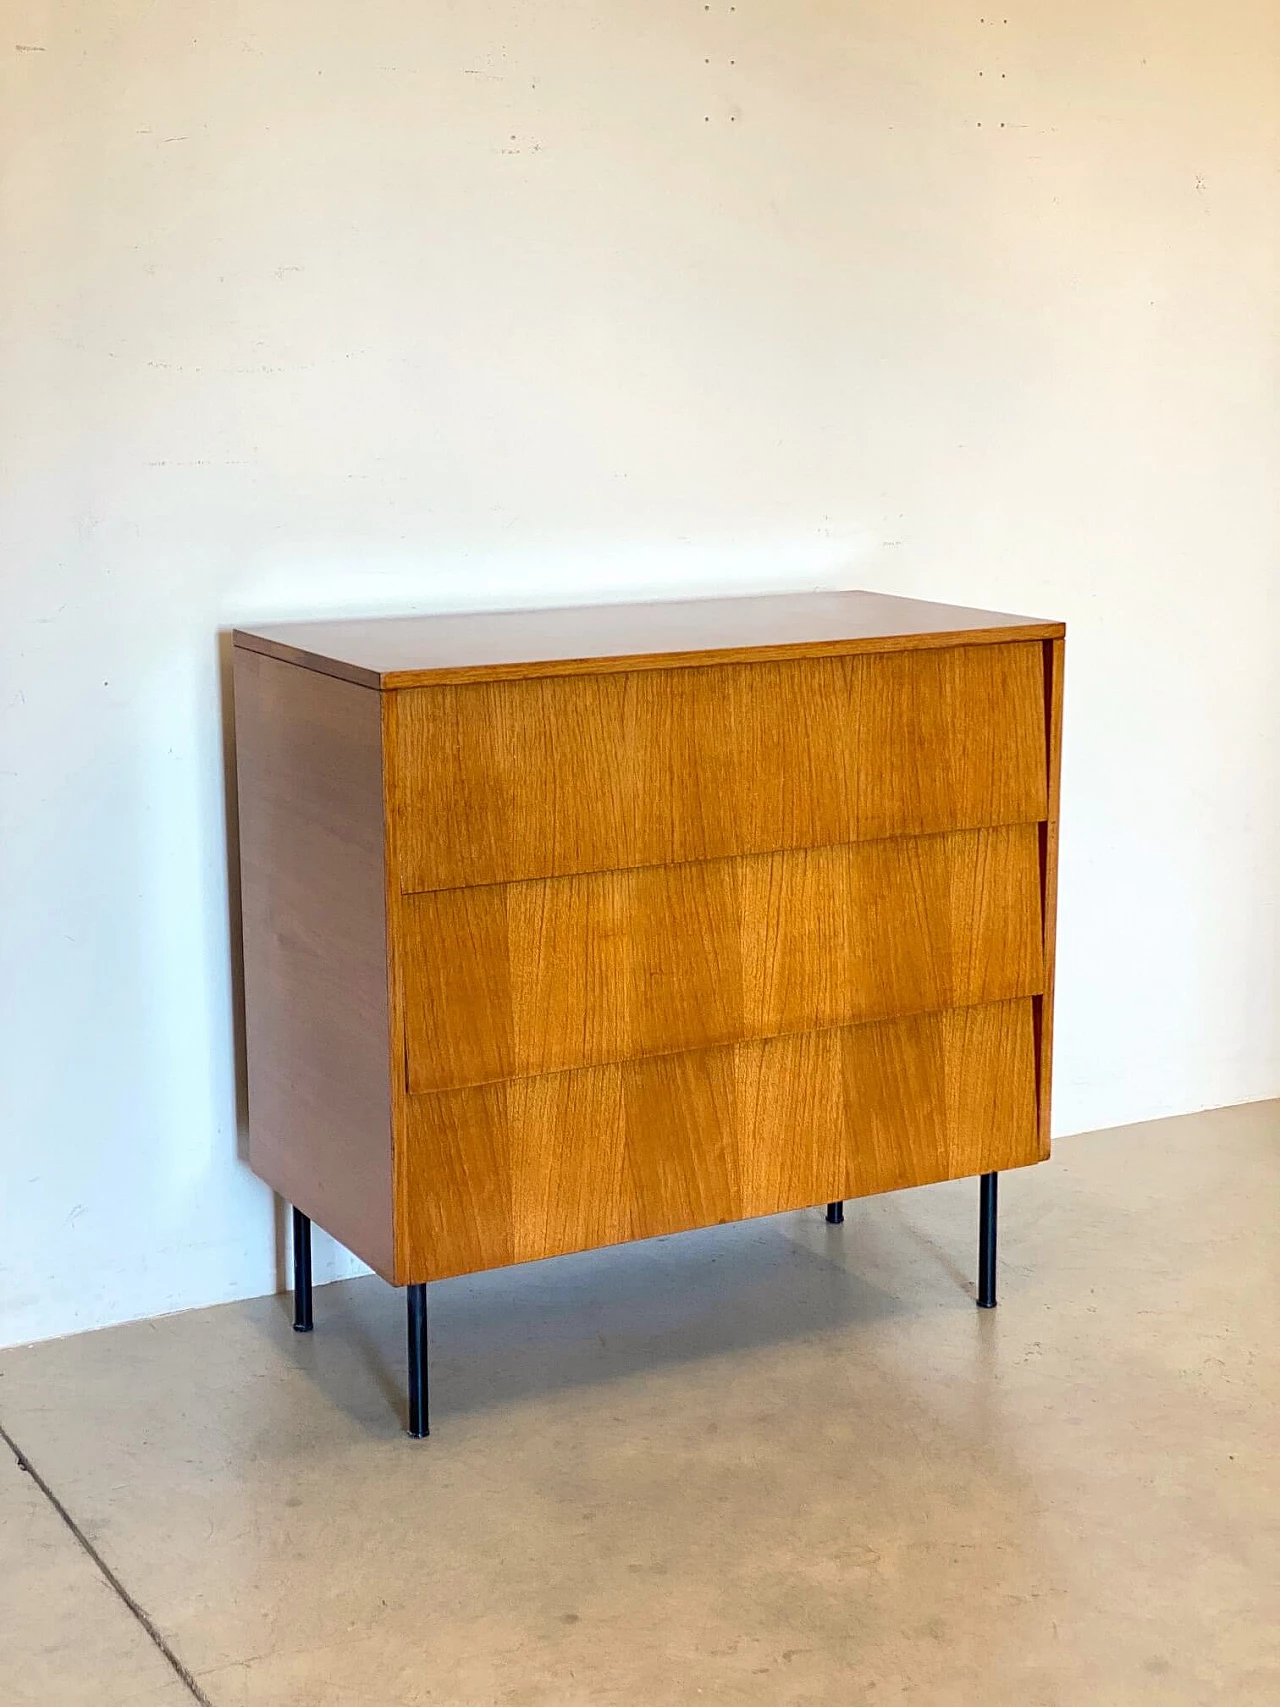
top-left (401, 997), bottom-right (1040, 1281)
top-left (391, 642), bottom-right (1048, 893)
top-left (400, 824), bottom-right (1045, 1093)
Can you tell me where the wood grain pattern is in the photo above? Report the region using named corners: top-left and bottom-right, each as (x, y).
top-left (401, 825), bottom-right (1044, 1092)
top-left (233, 589), bottom-right (1064, 690)
top-left (233, 650), bottom-right (397, 1279)
top-left (231, 593), bottom-right (1063, 1299)
top-left (399, 998), bottom-right (1039, 1282)
top-left (1034, 636), bottom-right (1066, 1158)
top-left (392, 642), bottom-right (1048, 893)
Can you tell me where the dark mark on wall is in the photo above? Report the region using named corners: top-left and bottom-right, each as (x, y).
top-left (15, 43), bottom-right (46, 51)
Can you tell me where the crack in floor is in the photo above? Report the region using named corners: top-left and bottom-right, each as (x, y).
top-left (0, 1415), bottom-right (213, 1706)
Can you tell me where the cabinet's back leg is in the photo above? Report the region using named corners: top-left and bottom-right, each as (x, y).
top-left (407, 1284), bottom-right (429, 1438)
top-left (977, 1173), bottom-right (998, 1309)
top-left (291, 1208), bottom-right (313, 1332)
top-left (825, 1201), bottom-right (845, 1225)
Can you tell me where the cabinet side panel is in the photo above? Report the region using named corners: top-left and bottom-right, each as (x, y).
top-left (234, 648), bottom-right (396, 1278)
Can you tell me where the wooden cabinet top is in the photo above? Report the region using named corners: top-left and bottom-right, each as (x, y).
top-left (233, 589), bottom-right (1064, 690)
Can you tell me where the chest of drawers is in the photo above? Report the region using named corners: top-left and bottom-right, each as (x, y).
top-left (233, 590), bottom-right (1064, 1435)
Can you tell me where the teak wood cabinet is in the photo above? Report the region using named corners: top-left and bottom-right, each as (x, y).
top-left (233, 590), bottom-right (1064, 1436)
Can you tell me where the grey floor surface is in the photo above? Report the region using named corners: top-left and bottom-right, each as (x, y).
top-left (1, 1101), bottom-right (1277, 1705)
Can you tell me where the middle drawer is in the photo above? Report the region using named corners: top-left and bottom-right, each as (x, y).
top-left (400, 823), bottom-right (1044, 1094)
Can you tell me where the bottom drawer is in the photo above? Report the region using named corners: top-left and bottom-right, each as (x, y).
top-left (399, 997), bottom-right (1042, 1282)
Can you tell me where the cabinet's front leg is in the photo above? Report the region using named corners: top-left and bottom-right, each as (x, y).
top-left (291, 1208), bottom-right (314, 1332)
top-left (407, 1284), bottom-right (429, 1438)
top-left (825, 1201), bottom-right (845, 1225)
top-left (977, 1173), bottom-right (998, 1309)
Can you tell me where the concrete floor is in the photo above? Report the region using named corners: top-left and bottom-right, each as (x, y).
top-left (1, 1103), bottom-right (1277, 1706)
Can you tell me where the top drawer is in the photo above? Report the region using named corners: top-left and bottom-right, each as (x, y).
top-left (389, 641), bottom-right (1048, 893)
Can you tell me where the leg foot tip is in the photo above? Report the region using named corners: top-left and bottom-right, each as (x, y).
top-left (292, 1322), bottom-right (314, 1333)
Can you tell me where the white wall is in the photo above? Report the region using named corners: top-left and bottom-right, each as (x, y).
top-left (2, 1), bottom-right (1277, 1349)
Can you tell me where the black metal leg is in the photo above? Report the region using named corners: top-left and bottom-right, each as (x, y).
top-left (406, 1284), bottom-right (429, 1438)
top-left (291, 1207), bottom-right (313, 1332)
top-left (977, 1172), bottom-right (998, 1309)
top-left (825, 1201), bottom-right (845, 1224)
